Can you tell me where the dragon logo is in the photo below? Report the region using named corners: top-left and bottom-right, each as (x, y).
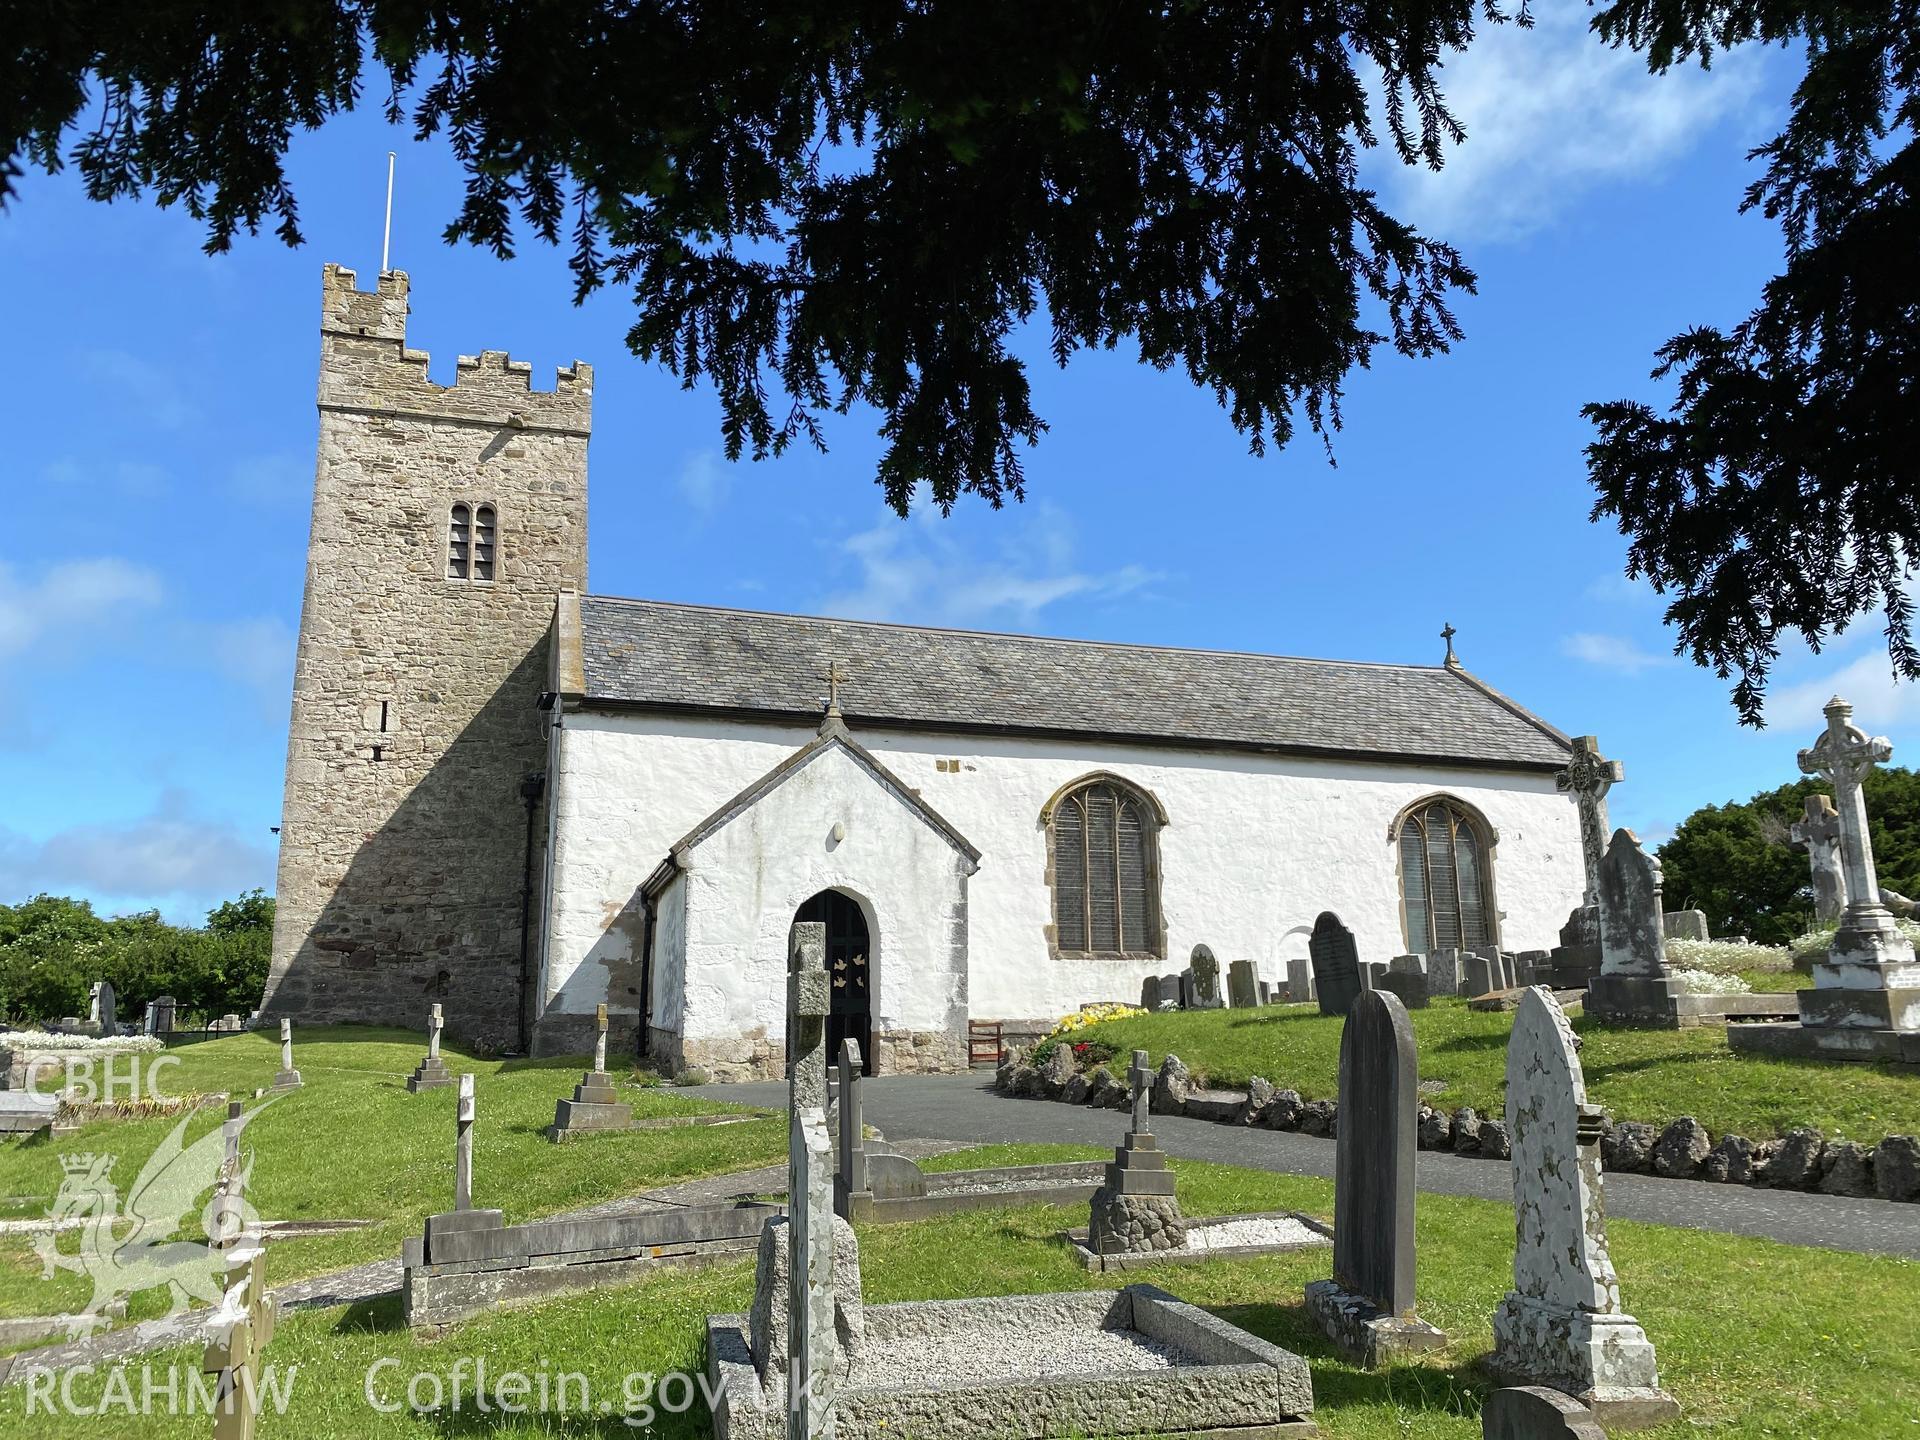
top-left (33, 1099), bottom-right (273, 1335)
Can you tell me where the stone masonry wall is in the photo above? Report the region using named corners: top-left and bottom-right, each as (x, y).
top-left (260, 264), bottom-right (591, 1051)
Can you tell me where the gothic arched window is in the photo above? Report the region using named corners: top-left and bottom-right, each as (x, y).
top-left (1395, 796), bottom-right (1498, 954)
top-left (1046, 775), bottom-right (1164, 958)
top-left (447, 503), bottom-right (471, 579)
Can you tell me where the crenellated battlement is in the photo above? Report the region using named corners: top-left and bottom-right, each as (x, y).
top-left (319, 263), bottom-right (593, 434)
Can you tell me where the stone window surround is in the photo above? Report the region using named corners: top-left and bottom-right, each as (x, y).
top-left (445, 497), bottom-right (502, 585)
top-left (1039, 770), bottom-right (1169, 964)
top-left (1387, 792), bottom-right (1504, 953)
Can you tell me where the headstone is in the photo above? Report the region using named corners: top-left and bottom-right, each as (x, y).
top-left (1660, 910), bottom-right (1709, 942)
top-left (151, 995), bottom-right (176, 1036)
top-left (1152, 974), bottom-right (1183, 1010)
top-left (406, 1003), bottom-right (455, 1091)
top-left (1791, 793), bottom-right (1848, 924)
top-left (550, 1003), bottom-right (633, 1137)
top-left (785, 920), bottom-right (839, 1436)
top-left (202, 1241), bottom-right (277, 1440)
top-left (1463, 952), bottom-right (1496, 998)
top-left (835, 1038), bottom-right (866, 1210)
top-left (1482, 1387), bottom-right (1607, 1440)
top-left (142, 1000), bottom-right (158, 1037)
top-left (1088, 1049), bottom-right (1185, 1255)
top-left (87, 980), bottom-right (117, 1037)
top-left (1226, 959), bottom-right (1259, 1010)
top-left (1426, 949), bottom-right (1461, 998)
top-left (273, 1017), bottom-right (302, 1090)
top-left (1555, 735), bottom-right (1625, 910)
top-left (1188, 945), bottom-right (1225, 1009)
top-left (1378, 955), bottom-right (1430, 1010)
top-left (1587, 829), bottom-right (1682, 1023)
top-left (1309, 912), bottom-right (1362, 1017)
top-left (1517, 951), bottom-right (1553, 986)
top-left (1492, 989), bottom-right (1676, 1425)
top-left (1286, 958), bottom-right (1315, 1005)
top-left (1358, 961), bottom-right (1385, 992)
top-left (1733, 697), bottom-right (1920, 1058)
top-left (211, 1099), bottom-right (246, 1250)
top-left (1139, 975), bottom-right (1160, 1010)
top-left (454, 1073), bottom-right (476, 1211)
top-left (1305, 989), bottom-right (1445, 1365)
top-left (1257, 979), bottom-right (1273, 1006)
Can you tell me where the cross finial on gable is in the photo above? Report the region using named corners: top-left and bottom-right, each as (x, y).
top-left (1440, 623), bottom-right (1459, 667)
top-left (820, 659), bottom-right (850, 716)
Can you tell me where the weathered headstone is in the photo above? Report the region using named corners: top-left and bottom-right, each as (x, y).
top-left (1188, 945), bottom-right (1225, 1009)
top-left (151, 995), bottom-right (176, 1036)
top-left (273, 1018), bottom-right (302, 1091)
top-left (406, 1003), bottom-right (455, 1092)
top-left (1492, 988), bottom-right (1677, 1426)
top-left (1734, 697), bottom-right (1920, 1060)
top-left (1257, 979), bottom-right (1273, 1005)
top-left (1587, 830), bottom-right (1681, 1024)
top-left (87, 980), bottom-right (117, 1037)
top-left (1482, 1387), bottom-right (1607, 1440)
top-left (1153, 973), bottom-right (1183, 1011)
top-left (454, 1073), bottom-right (475, 1211)
top-left (1463, 952), bottom-right (1496, 999)
top-left (1791, 792), bottom-right (1848, 924)
top-left (550, 1003), bottom-right (633, 1137)
top-left (1088, 1050), bottom-right (1185, 1255)
top-left (1426, 948), bottom-right (1461, 998)
top-left (1139, 975), bottom-right (1160, 1010)
top-left (202, 1240), bottom-right (277, 1440)
top-left (1226, 959), bottom-right (1259, 1010)
top-left (836, 1038), bottom-right (866, 1207)
top-left (785, 921), bottom-right (840, 1435)
top-left (1305, 988), bottom-right (1444, 1365)
top-left (1286, 958), bottom-right (1315, 1005)
top-left (1309, 912), bottom-right (1362, 1017)
top-left (1660, 910), bottom-right (1709, 942)
top-left (1378, 955), bottom-right (1430, 1010)
top-left (1556, 735), bottom-right (1625, 911)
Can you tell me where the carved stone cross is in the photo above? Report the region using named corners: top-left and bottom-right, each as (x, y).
top-left (1129, 1048), bottom-right (1152, 1136)
top-left (788, 921), bottom-right (831, 1111)
top-left (1798, 696), bottom-right (1895, 933)
top-left (1790, 792), bottom-right (1849, 924)
top-left (820, 660), bottom-right (850, 716)
top-left (427, 1002), bottom-right (444, 1060)
top-left (593, 1002), bottom-right (609, 1075)
top-left (1556, 735), bottom-right (1625, 908)
top-left (454, 1073), bottom-right (475, 1211)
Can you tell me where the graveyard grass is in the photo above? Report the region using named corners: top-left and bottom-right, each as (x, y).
top-left (3, 1149), bottom-right (1913, 1438)
top-left (1061, 999), bottom-right (1920, 1141)
top-left (0, 1027), bottom-right (784, 1321)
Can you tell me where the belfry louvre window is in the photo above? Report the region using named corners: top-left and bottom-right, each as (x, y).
top-left (473, 505), bottom-right (497, 580)
top-left (447, 504), bottom-right (471, 579)
top-left (1051, 778), bottom-right (1162, 957)
top-left (1398, 798), bottom-right (1496, 954)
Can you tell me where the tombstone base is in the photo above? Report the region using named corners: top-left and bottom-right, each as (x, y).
top-left (1088, 1188), bottom-right (1186, 1255)
top-left (271, 1069), bottom-right (303, 1091)
top-left (1490, 1294), bottom-right (1675, 1430)
top-left (406, 1057), bottom-right (455, 1092)
top-left (1303, 1280), bottom-right (1446, 1369)
top-left (549, 1099), bottom-right (635, 1136)
top-left (423, 1209), bottom-right (517, 1265)
top-left (1584, 974), bottom-right (1683, 1026)
top-left (1727, 1019), bottom-right (1920, 1063)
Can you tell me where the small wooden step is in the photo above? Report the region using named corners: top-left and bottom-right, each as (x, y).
top-left (968, 1019), bottom-right (1005, 1067)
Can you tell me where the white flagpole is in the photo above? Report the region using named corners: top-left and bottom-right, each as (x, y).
top-left (381, 151), bottom-right (397, 273)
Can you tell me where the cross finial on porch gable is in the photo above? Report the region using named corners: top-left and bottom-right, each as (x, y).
top-left (820, 659), bottom-right (850, 716)
top-left (1440, 623), bottom-right (1459, 667)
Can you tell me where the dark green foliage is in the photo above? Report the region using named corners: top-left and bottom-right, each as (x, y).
top-left (1657, 766), bottom-right (1920, 944)
top-left (1584, 0), bottom-right (1920, 723)
top-left (2, 3), bottom-right (1489, 511)
top-left (0, 891), bottom-right (274, 1025)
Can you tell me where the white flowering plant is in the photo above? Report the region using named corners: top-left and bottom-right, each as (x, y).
top-left (0, 1033), bottom-right (163, 1054)
top-left (1665, 936), bottom-right (1791, 976)
top-left (1669, 967), bottom-right (1754, 996)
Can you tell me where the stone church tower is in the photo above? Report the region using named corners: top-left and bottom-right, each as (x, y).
top-left (260, 264), bottom-right (591, 1050)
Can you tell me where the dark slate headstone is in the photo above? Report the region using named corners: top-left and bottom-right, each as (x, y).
top-left (1462, 953), bottom-right (1496, 997)
top-left (1188, 945), bottom-right (1225, 1008)
top-left (1332, 988), bottom-right (1417, 1315)
top-left (1139, 975), bottom-right (1160, 1011)
top-left (1377, 968), bottom-right (1429, 1010)
top-left (1308, 912), bottom-right (1361, 1018)
top-left (1153, 974), bottom-right (1183, 1011)
top-left (1426, 948), bottom-right (1461, 997)
top-left (1226, 959), bottom-right (1259, 1009)
top-left (1482, 1386), bottom-right (1607, 1440)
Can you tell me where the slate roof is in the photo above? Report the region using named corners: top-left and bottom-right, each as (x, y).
top-left (576, 595), bottom-right (1573, 771)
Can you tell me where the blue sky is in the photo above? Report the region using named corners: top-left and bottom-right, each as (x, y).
top-left (2, 19), bottom-right (1913, 925)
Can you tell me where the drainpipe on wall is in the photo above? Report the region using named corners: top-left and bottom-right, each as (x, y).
top-left (635, 890), bottom-right (657, 1061)
top-left (516, 771), bottom-right (547, 1056)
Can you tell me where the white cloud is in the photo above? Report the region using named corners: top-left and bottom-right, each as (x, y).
top-left (1583, 571), bottom-right (1662, 607)
top-left (1561, 631), bottom-right (1673, 673)
top-left (1768, 652), bottom-right (1920, 733)
top-left (1376, 10), bottom-right (1767, 242)
top-left (0, 789), bottom-right (275, 916)
top-left (676, 451), bottom-right (731, 517)
top-left (817, 498), bottom-right (1162, 629)
top-left (80, 348), bottom-right (200, 429)
top-left (0, 558), bottom-right (165, 657)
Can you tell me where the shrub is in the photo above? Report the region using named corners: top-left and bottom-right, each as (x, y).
top-left (1665, 936), bottom-right (1791, 976)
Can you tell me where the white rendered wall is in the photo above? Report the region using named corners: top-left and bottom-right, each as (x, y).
top-left (672, 742), bottom-right (969, 1052)
top-left (538, 709), bottom-right (1584, 1029)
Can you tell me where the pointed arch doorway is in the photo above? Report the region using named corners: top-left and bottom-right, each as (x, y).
top-left (795, 889), bottom-right (873, 1075)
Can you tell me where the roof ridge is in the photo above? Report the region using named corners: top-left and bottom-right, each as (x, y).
top-left (581, 592), bottom-right (1447, 674)
top-left (1444, 665), bottom-right (1573, 751)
